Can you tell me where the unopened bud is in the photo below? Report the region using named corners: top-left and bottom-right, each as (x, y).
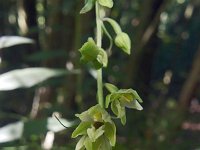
top-left (114, 32), bottom-right (131, 55)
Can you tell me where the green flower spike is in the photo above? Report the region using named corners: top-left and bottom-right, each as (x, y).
top-left (72, 104), bottom-right (116, 150)
top-left (105, 83), bottom-right (143, 125)
top-left (79, 38), bottom-right (108, 70)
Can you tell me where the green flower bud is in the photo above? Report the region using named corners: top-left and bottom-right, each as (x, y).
top-left (114, 32), bottom-right (131, 55)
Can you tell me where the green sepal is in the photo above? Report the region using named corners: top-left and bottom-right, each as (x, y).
top-left (84, 137), bottom-right (93, 150)
top-left (98, 0), bottom-right (113, 8)
top-left (80, 0), bottom-right (95, 14)
top-left (79, 38), bottom-right (99, 63)
top-left (104, 122), bottom-right (116, 146)
top-left (105, 83), bottom-right (118, 93)
top-left (115, 32), bottom-right (131, 55)
top-left (98, 136), bottom-right (112, 150)
top-left (79, 38), bottom-right (108, 70)
top-left (105, 94), bottom-right (111, 108)
top-left (75, 136), bottom-right (86, 150)
top-left (72, 122), bottom-right (91, 138)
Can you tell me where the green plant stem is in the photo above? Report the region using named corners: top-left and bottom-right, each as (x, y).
top-left (95, 2), bottom-right (104, 108)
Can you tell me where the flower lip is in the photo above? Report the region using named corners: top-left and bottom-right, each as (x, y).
top-left (93, 121), bottom-right (104, 129)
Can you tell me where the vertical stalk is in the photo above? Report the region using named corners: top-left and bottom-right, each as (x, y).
top-left (95, 2), bottom-right (104, 108)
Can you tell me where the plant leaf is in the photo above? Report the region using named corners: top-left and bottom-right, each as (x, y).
top-left (80, 0), bottom-right (95, 14)
top-left (98, 0), bottom-right (113, 8)
top-left (0, 36), bottom-right (34, 49)
top-left (0, 68), bottom-right (78, 91)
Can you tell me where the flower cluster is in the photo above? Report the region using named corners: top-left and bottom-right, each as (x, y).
top-left (72, 105), bottom-right (116, 150)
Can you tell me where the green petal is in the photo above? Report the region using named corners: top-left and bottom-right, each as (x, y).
top-left (75, 111), bottom-right (93, 122)
top-left (105, 94), bottom-right (112, 108)
top-left (87, 126), bottom-right (105, 142)
top-left (72, 122), bottom-right (91, 138)
top-left (121, 113), bottom-right (126, 125)
top-left (84, 137), bottom-right (93, 150)
top-left (125, 100), bottom-right (143, 110)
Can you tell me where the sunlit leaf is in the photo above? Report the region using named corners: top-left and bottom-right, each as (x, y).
top-left (0, 68), bottom-right (79, 91)
top-left (0, 36), bottom-right (34, 49)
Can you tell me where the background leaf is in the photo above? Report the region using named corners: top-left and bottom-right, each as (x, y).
top-left (0, 68), bottom-right (80, 91)
top-left (0, 36), bottom-right (34, 49)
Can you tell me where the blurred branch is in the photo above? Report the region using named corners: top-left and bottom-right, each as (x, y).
top-left (179, 44), bottom-right (200, 110)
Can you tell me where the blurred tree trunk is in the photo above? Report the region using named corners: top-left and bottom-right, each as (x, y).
top-left (179, 44), bottom-right (200, 109)
top-left (124, 0), bottom-right (170, 91)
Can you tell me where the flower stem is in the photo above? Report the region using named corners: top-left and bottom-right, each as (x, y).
top-left (95, 2), bottom-right (104, 108)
